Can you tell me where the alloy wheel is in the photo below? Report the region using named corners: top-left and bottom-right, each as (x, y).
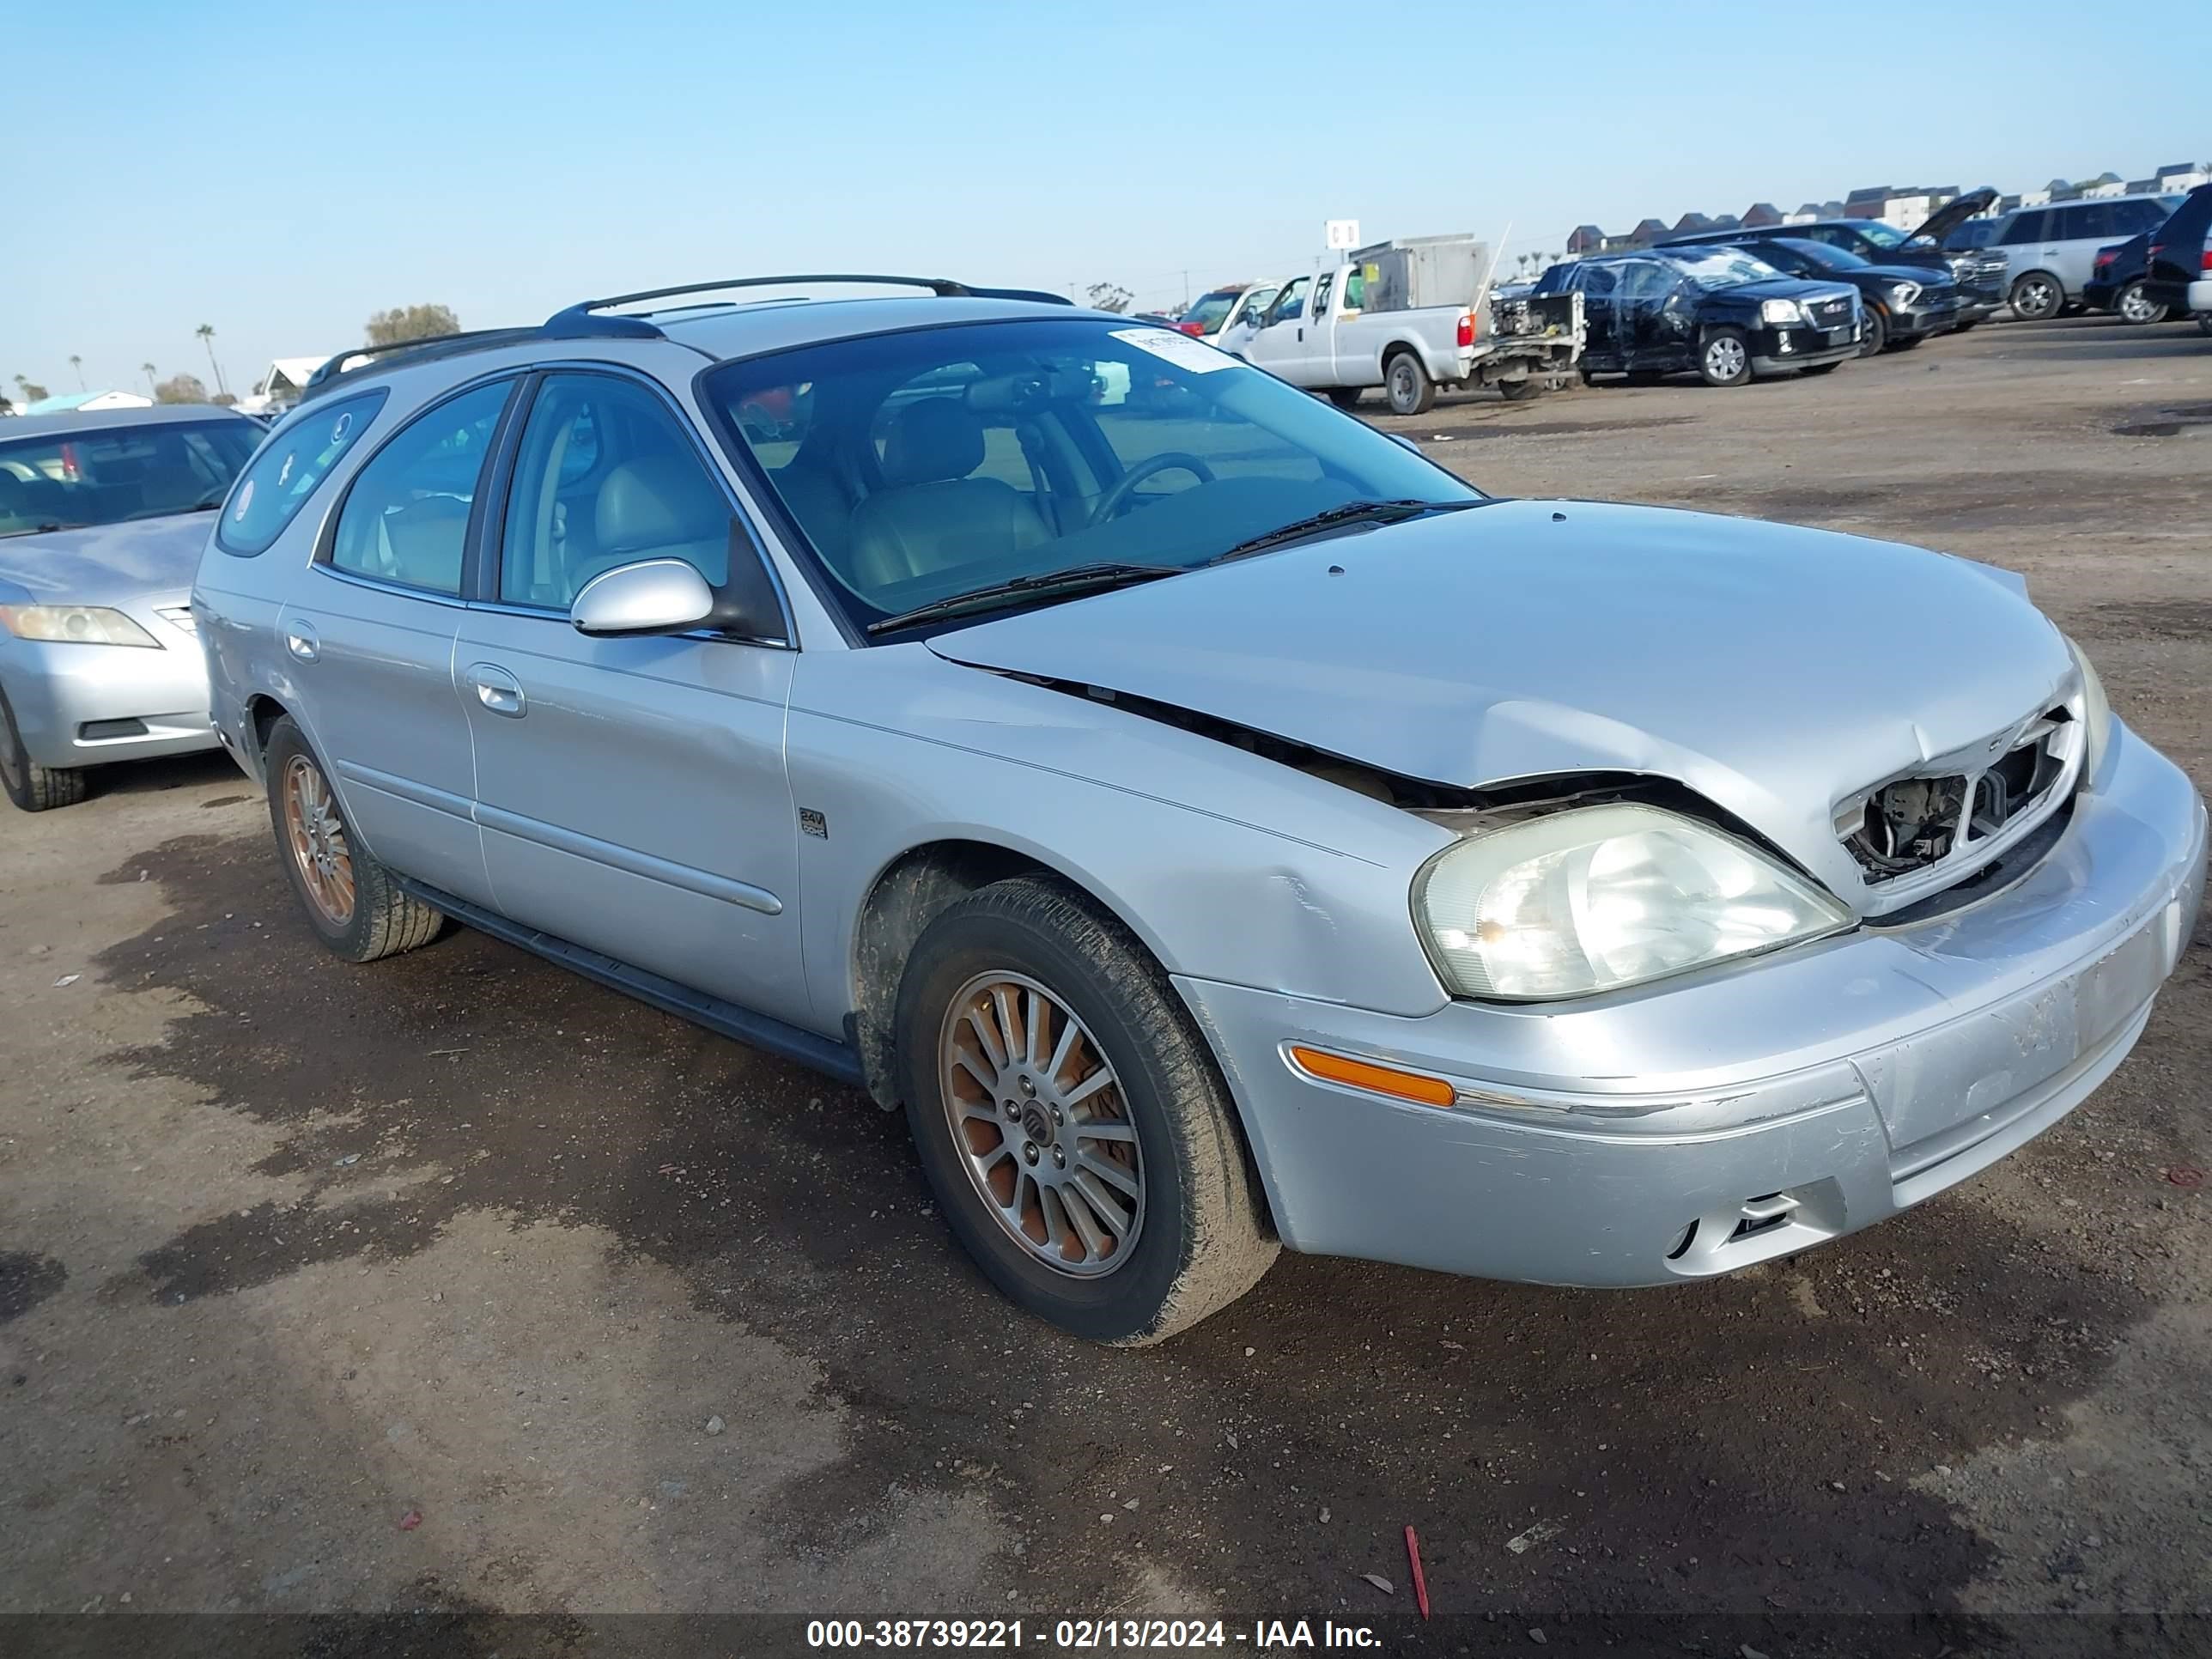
top-left (2118, 284), bottom-right (2166, 324)
top-left (1705, 337), bottom-right (1747, 381)
top-left (282, 753), bottom-right (356, 926)
top-left (938, 971), bottom-right (1143, 1277)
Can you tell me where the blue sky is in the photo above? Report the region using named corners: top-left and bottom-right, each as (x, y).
top-left (7, 0), bottom-right (2207, 400)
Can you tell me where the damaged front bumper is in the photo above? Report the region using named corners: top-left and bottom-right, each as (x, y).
top-left (1176, 720), bottom-right (2206, 1287)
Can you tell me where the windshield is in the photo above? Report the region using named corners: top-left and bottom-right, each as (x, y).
top-left (1179, 289), bottom-right (1244, 331)
top-left (1776, 240), bottom-right (1864, 272)
top-left (0, 418), bottom-right (260, 537)
top-left (1855, 222), bottom-right (1909, 249)
top-left (1666, 249), bottom-right (1786, 289)
top-left (703, 317), bottom-right (1480, 632)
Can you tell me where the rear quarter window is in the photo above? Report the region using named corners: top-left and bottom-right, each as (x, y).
top-left (215, 389), bottom-right (388, 556)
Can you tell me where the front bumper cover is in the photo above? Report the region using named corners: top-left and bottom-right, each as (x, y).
top-left (1176, 721), bottom-right (2206, 1287)
top-left (3, 623), bottom-right (216, 769)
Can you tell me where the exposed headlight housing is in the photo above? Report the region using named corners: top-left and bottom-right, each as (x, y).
top-left (0, 604), bottom-right (159, 647)
top-left (1413, 804), bottom-right (1851, 1001)
top-left (1888, 281), bottom-right (1923, 307)
top-left (2064, 634), bottom-right (2112, 786)
top-left (1759, 298), bottom-right (1806, 325)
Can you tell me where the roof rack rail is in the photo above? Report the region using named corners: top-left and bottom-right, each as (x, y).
top-left (542, 274), bottom-right (1073, 337)
top-left (297, 328), bottom-right (539, 403)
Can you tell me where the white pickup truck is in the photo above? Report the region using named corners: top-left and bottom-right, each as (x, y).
top-left (1227, 237), bottom-right (1583, 415)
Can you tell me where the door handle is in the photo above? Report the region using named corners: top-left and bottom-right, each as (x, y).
top-left (465, 663), bottom-right (526, 718)
top-left (283, 622), bottom-right (319, 663)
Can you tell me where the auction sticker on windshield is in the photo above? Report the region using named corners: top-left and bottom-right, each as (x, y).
top-left (1111, 328), bottom-right (1237, 374)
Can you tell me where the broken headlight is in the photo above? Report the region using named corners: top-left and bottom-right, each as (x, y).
top-left (1413, 804), bottom-right (1850, 1001)
top-left (2065, 634), bottom-right (2112, 786)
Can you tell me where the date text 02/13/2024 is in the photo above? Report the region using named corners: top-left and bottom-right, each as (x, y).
top-left (803, 1619), bottom-right (1385, 1650)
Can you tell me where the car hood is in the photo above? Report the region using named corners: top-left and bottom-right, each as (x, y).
top-left (1853, 261), bottom-right (1957, 289)
top-left (927, 499), bottom-right (2073, 906)
top-left (0, 514), bottom-right (211, 607)
top-left (1717, 276), bottom-right (1856, 306)
top-left (1911, 188), bottom-right (1997, 246)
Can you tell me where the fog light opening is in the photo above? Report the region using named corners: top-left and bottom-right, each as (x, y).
top-left (1666, 1219), bottom-right (1699, 1261)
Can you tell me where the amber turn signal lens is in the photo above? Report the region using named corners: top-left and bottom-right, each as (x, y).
top-left (1287, 1047), bottom-right (1455, 1108)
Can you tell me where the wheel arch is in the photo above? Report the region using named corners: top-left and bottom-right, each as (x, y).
top-left (847, 836), bottom-right (1170, 1111)
top-left (850, 836), bottom-right (1287, 1253)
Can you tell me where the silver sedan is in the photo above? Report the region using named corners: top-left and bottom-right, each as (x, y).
top-left (191, 283), bottom-right (2206, 1343)
top-left (1, 405), bottom-right (260, 809)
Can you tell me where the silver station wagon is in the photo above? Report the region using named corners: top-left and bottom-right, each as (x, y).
top-left (193, 276), bottom-right (2207, 1344)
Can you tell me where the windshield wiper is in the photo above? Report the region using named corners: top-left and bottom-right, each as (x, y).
top-left (1206, 498), bottom-right (1484, 565)
top-left (0, 522), bottom-right (70, 538)
top-left (865, 562), bottom-right (1183, 635)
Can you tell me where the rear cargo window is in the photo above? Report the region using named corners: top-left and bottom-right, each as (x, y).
top-left (216, 389), bottom-right (388, 556)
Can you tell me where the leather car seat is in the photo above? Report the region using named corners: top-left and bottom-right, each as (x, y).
top-left (584, 455), bottom-right (730, 592)
top-left (845, 398), bottom-right (1048, 591)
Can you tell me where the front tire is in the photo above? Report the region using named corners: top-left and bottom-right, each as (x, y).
top-left (2009, 271), bottom-right (2062, 322)
top-left (1858, 304), bottom-right (1889, 357)
top-left (1698, 327), bottom-right (1752, 387)
top-left (263, 715), bottom-right (443, 963)
top-left (1383, 350), bottom-right (1436, 416)
top-left (895, 876), bottom-right (1277, 1344)
top-left (2117, 282), bottom-right (2169, 325)
top-left (0, 686), bottom-right (88, 811)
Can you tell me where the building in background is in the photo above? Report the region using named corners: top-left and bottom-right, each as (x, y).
top-left (238, 356), bottom-right (334, 416)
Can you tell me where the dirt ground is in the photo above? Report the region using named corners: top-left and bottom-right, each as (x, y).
top-left (3, 315), bottom-right (2208, 1657)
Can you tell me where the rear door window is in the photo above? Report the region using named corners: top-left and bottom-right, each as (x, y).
top-left (2004, 210), bottom-right (2046, 245)
top-left (327, 380), bottom-right (514, 596)
top-left (216, 390), bottom-right (387, 556)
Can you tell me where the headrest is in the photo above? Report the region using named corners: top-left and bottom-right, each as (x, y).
top-left (880, 397), bottom-right (985, 487)
top-left (594, 456), bottom-right (729, 554)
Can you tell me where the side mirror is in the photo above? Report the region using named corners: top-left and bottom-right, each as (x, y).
top-left (570, 558), bottom-right (715, 636)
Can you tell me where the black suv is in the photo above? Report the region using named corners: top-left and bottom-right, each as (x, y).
top-left (2143, 185), bottom-right (2212, 325)
top-left (1678, 235), bottom-right (1962, 355)
top-left (1664, 191), bottom-right (2006, 325)
top-left (1532, 248), bottom-right (1862, 386)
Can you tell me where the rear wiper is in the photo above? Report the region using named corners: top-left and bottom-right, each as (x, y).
top-left (1206, 497), bottom-right (1485, 564)
top-left (866, 562), bottom-right (1183, 635)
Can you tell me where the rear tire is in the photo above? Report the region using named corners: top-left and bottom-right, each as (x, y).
top-left (1858, 304), bottom-right (1889, 357)
top-left (263, 715), bottom-right (443, 963)
top-left (894, 876), bottom-right (1277, 1345)
top-left (1698, 327), bottom-right (1752, 387)
top-left (0, 687), bottom-right (88, 812)
top-left (2117, 282), bottom-right (2169, 325)
top-left (2008, 270), bottom-right (2062, 322)
top-left (1497, 378), bottom-right (1541, 401)
top-left (1324, 386), bottom-right (1364, 410)
top-left (1383, 350), bottom-right (1436, 416)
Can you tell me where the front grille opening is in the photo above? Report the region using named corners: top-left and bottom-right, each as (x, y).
top-left (1840, 708), bottom-right (2072, 884)
top-left (78, 718), bottom-right (149, 741)
top-left (1844, 774), bottom-right (1968, 878)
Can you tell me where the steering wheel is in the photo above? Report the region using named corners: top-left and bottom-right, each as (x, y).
top-left (1088, 452), bottom-right (1216, 527)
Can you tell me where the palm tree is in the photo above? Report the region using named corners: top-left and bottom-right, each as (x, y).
top-left (142, 362), bottom-right (157, 395)
top-left (194, 324), bottom-right (227, 398)
top-left (69, 354), bottom-right (84, 390)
